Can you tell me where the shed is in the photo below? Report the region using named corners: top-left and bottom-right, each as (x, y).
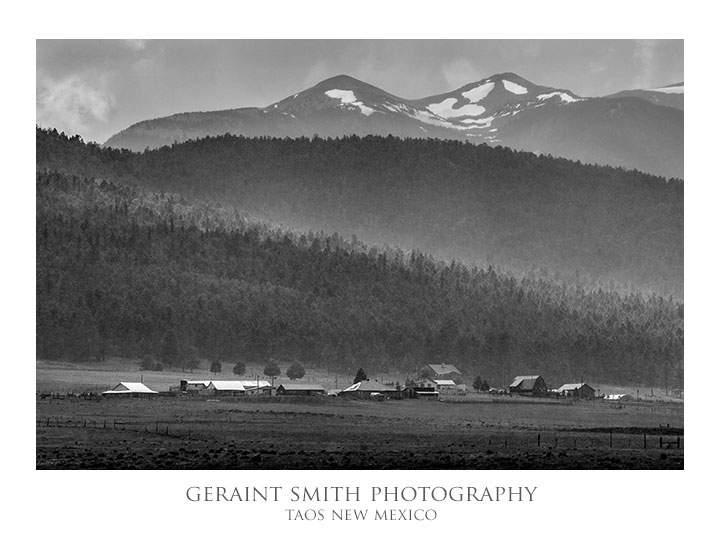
top-left (180, 379), bottom-right (211, 392)
top-left (276, 383), bottom-right (326, 396)
top-left (102, 382), bottom-right (158, 397)
top-left (558, 383), bottom-right (596, 399)
top-left (509, 375), bottom-right (548, 396)
top-left (207, 381), bottom-right (246, 396)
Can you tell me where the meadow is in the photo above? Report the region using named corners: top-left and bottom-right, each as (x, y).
top-left (36, 361), bottom-right (683, 470)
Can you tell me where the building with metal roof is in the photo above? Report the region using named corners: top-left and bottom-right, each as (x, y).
top-left (207, 380), bottom-right (246, 395)
top-left (557, 382), bottom-right (596, 399)
top-left (102, 382), bottom-right (159, 396)
top-left (276, 383), bottom-right (326, 396)
top-left (508, 375), bottom-right (548, 396)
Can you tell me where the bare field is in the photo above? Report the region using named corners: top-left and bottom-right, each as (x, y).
top-left (36, 394), bottom-right (683, 470)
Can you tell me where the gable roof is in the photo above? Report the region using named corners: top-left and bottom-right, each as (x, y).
top-left (183, 379), bottom-right (211, 387)
top-left (558, 383), bottom-right (593, 392)
top-left (207, 381), bottom-right (246, 391)
top-left (277, 383), bottom-right (326, 391)
top-left (509, 375), bottom-right (543, 390)
top-left (427, 363), bottom-right (462, 376)
top-left (103, 382), bottom-right (158, 394)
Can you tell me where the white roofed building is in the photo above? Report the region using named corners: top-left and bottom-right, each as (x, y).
top-left (102, 382), bottom-right (159, 396)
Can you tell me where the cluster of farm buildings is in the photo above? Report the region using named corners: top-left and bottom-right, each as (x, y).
top-left (102, 363), bottom-right (633, 402)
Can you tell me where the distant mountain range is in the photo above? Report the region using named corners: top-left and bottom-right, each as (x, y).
top-left (105, 72), bottom-right (684, 179)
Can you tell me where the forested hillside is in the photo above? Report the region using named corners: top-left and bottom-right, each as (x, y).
top-left (37, 128), bottom-right (683, 296)
top-left (36, 169), bottom-right (683, 389)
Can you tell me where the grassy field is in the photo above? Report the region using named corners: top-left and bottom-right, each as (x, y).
top-left (36, 359), bottom-right (683, 403)
top-left (36, 366), bottom-right (682, 470)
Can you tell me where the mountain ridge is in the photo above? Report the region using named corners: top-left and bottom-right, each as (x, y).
top-left (104, 72), bottom-right (683, 179)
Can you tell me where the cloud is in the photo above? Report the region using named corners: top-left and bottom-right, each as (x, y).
top-left (633, 39), bottom-right (660, 88)
top-left (442, 58), bottom-right (480, 89)
top-left (302, 60), bottom-right (331, 88)
top-left (36, 72), bottom-right (116, 137)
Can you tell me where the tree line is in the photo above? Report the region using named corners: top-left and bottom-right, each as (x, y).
top-left (36, 127), bottom-right (683, 297)
top-left (36, 169), bottom-right (683, 389)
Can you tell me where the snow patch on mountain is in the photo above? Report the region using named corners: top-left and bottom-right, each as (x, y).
top-left (325, 89), bottom-right (375, 116)
top-left (427, 98), bottom-right (486, 118)
top-left (537, 91), bottom-right (581, 103)
top-left (650, 84), bottom-right (684, 94)
top-left (502, 80), bottom-right (528, 95)
top-left (462, 81), bottom-right (495, 101)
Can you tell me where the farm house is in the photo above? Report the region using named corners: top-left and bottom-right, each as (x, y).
top-left (421, 363), bottom-right (464, 383)
top-left (276, 383), bottom-right (326, 396)
top-left (557, 383), bottom-right (596, 399)
top-left (508, 375), bottom-right (548, 396)
top-left (102, 382), bottom-right (158, 397)
top-left (207, 380), bottom-right (246, 396)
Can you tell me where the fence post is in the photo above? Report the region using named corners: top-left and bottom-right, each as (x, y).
top-left (659, 436), bottom-right (663, 449)
top-left (609, 431), bottom-right (612, 448)
top-left (644, 433), bottom-right (647, 449)
top-left (155, 421), bottom-right (158, 434)
top-left (537, 434), bottom-right (541, 447)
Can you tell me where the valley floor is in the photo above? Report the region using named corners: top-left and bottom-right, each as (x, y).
top-left (36, 396), bottom-right (683, 470)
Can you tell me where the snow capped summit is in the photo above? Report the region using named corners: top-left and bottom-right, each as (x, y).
top-left (104, 72), bottom-right (682, 178)
top-left (324, 89), bottom-right (375, 116)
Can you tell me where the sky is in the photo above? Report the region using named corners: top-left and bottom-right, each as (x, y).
top-left (36, 39), bottom-right (683, 144)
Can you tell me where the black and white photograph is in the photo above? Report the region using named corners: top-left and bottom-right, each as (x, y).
top-left (12, 0), bottom-right (722, 534)
top-left (34, 37), bottom-right (685, 471)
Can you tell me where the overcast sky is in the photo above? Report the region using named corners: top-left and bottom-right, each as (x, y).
top-left (36, 39), bottom-right (683, 143)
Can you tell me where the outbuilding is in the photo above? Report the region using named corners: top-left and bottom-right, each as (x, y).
top-left (557, 383), bottom-right (596, 399)
top-left (207, 380), bottom-right (246, 396)
top-left (340, 380), bottom-right (403, 399)
top-left (102, 382), bottom-right (159, 397)
top-left (276, 383), bottom-right (326, 396)
top-left (180, 379), bottom-right (211, 392)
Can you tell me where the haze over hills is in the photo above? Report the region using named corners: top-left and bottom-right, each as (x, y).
top-left (605, 82), bottom-right (684, 111)
top-left (104, 72), bottom-right (684, 179)
top-left (39, 128), bottom-right (684, 297)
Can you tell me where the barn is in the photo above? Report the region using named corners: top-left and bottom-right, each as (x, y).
top-left (102, 382), bottom-right (158, 397)
top-left (207, 380), bottom-right (246, 396)
top-left (508, 375), bottom-right (548, 396)
top-left (557, 383), bottom-right (596, 399)
top-left (276, 383), bottom-right (326, 396)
